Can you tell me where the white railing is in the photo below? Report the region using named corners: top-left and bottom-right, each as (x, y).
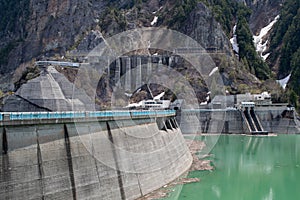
top-left (35, 61), bottom-right (80, 68)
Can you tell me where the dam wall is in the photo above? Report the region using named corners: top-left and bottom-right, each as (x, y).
top-left (0, 115), bottom-right (192, 199)
top-left (255, 106), bottom-right (300, 134)
top-left (178, 107), bottom-right (300, 134)
top-left (178, 109), bottom-right (246, 134)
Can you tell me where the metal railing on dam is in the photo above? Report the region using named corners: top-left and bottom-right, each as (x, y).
top-left (0, 110), bottom-right (175, 125)
top-left (181, 108), bottom-right (237, 112)
top-left (35, 61), bottom-right (80, 67)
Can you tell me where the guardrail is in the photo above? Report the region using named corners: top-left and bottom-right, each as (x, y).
top-left (181, 108), bottom-right (237, 112)
top-left (0, 110), bottom-right (175, 121)
top-left (35, 61), bottom-right (80, 67)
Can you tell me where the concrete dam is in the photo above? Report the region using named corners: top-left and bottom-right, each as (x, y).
top-left (0, 110), bottom-right (192, 199)
top-left (0, 61), bottom-right (194, 199)
top-left (178, 106), bottom-right (300, 135)
top-left (1, 55), bottom-right (299, 200)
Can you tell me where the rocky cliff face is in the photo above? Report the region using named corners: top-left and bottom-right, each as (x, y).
top-left (244, 0), bottom-right (284, 33)
top-left (0, 0), bottom-right (294, 107)
top-left (180, 3), bottom-right (232, 55)
top-left (0, 1), bottom-right (234, 76)
top-left (0, 0), bottom-right (108, 88)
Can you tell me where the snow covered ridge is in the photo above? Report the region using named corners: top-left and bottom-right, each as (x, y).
top-left (253, 15), bottom-right (280, 60)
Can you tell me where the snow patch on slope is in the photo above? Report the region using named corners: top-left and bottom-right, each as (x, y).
top-left (253, 15), bottom-right (279, 60)
top-left (230, 25), bottom-right (239, 54)
top-left (276, 73), bottom-right (291, 90)
top-left (152, 6), bottom-right (163, 14)
top-left (262, 53), bottom-right (270, 61)
top-left (151, 16), bottom-right (158, 26)
top-left (209, 67), bottom-right (219, 76)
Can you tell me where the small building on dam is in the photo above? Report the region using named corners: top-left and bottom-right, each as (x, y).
top-left (178, 92), bottom-right (300, 135)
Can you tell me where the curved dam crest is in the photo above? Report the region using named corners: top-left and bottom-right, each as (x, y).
top-left (0, 116), bottom-right (192, 200)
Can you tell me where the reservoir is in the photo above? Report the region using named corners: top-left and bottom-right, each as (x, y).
top-left (164, 134), bottom-right (300, 200)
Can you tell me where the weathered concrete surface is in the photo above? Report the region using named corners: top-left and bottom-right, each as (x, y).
top-left (3, 66), bottom-right (94, 112)
top-left (178, 109), bottom-right (245, 134)
top-left (255, 107), bottom-right (300, 134)
top-left (178, 108), bottom-right (300, 134)
top-left (0, 118), bottom-right (192, 199)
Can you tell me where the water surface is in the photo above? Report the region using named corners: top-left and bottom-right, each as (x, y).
top-left (164, 134), bottom-right (300, 200)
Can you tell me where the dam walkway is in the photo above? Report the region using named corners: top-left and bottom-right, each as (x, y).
top-left (0, 110), bottom-right (175, 126)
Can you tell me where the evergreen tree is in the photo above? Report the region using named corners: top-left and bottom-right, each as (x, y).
top-left (289, 48), bottom-right (300, 95)
top-left (236, 3), bottom-right (270, 80)
top-left (278, 7), bottom-right (300, 77)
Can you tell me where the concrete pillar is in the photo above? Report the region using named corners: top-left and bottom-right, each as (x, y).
top-left (146, 57), bottom-right (152, 82)
top-left (1, 127), bottom-right (4, 154)
top-left (165, 119), bottom-right (173, 130)
top-left (115, 58), bottom-right (121, 86)
top-left (168, 56), bottom-right (173, 67)
top-left (170, 118), bottom-right (177, 129)
top-left (156, 118), bottom-right (166, 130)
top-left (125, 57), bottom-right (131, 91)
top-left (107, 56), bottom-right (110, 80)
top-left (157, 56), bottom-right (162, 73)
top-left (136, 57), bottom-right (142, 89)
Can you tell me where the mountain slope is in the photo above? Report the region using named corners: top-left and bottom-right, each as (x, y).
top-left (0, 0), bottom-right (297, 107)
top-left (266, 0), bottom-right (300, 106)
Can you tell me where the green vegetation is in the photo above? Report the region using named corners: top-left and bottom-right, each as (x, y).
top-left (164, 0), bottom-right (237, 32)
top-left (99, 6), bottom-right (127, 35)
top-left (289, 48), bottom-right (300, 100)
top-left (0, 40), bottom-right (20, 65)
top-left (194, 1), bottom-right (273, 80)
top-left (14, 66), bottom-right (40, 91)
top-left (0, 0), bottom-right (30, 66)
top-left (272, 1), bottom-right (300, 77)
top-left (236, 3), bottom-right (270, 80)
top-left (269, 0), bottom-right (299, 52)
top-left (268, 0), bottom-right (300, 106)
top-left (0, 0), bottom-right (30, 34)
top-left (165, 0), bottom-right (198, 28)
top-left (208, 0), bottom-right (238, 35)
top-left (164, 1), bottom-right (270, 80)
top-left (288, 60), bottom-right (300, 109)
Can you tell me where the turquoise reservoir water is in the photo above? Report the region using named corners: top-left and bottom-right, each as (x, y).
top-left (164, 135), bottom-right (300, 200)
